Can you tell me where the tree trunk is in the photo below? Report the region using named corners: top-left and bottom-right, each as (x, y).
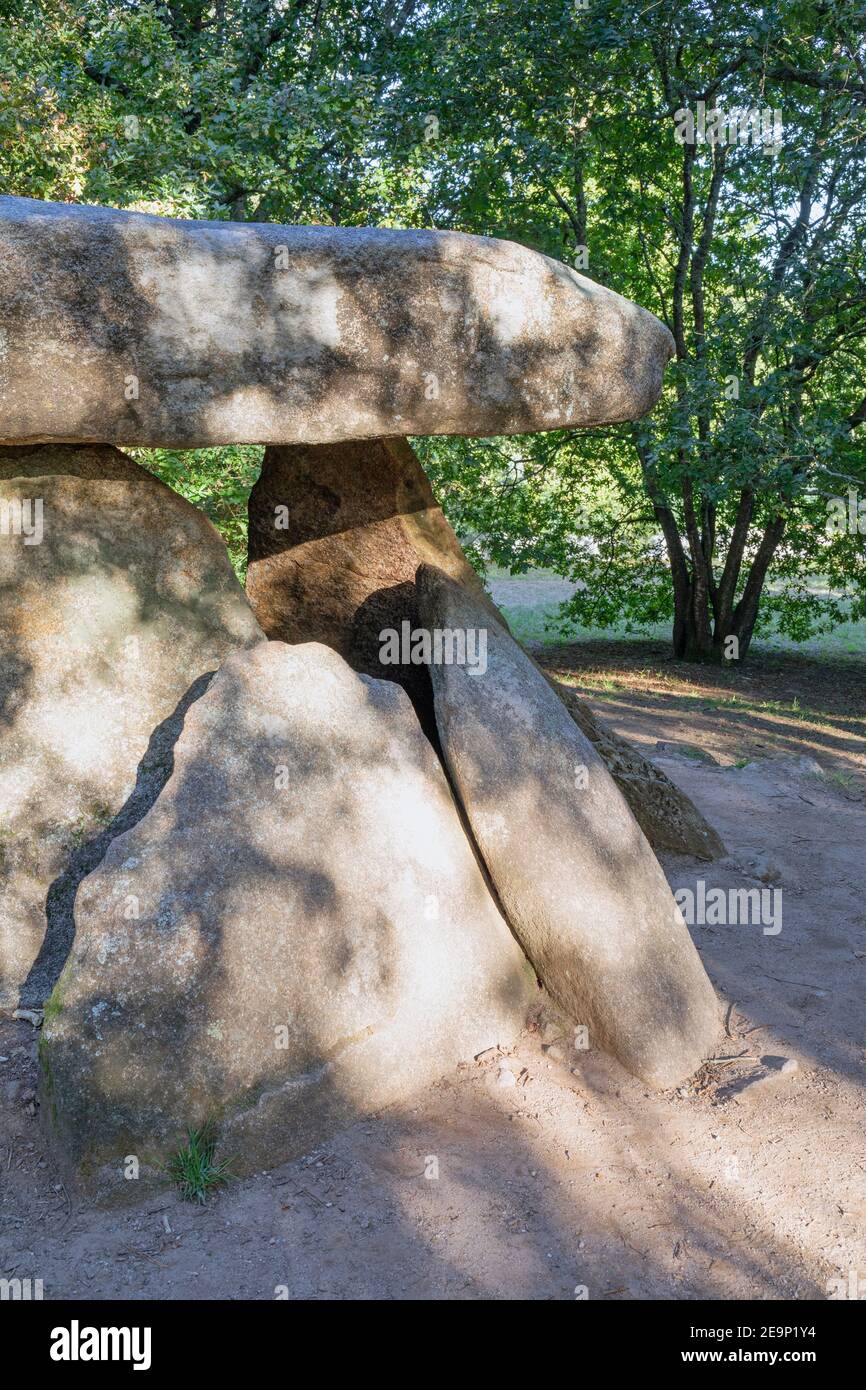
top-left (672, 575), bottom-right (715, 662)
top-left (668, 511), bottom-right (786, 664)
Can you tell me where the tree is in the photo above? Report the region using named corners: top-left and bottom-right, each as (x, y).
top-left (2, 1), bottom-right (864, 658)
top-left (384, 0), bottom-right (866, 661)
top-left (0, 0), bottom-right (427, 566)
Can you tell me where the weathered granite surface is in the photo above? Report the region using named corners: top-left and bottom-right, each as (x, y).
top-left (0, 195), bottom-right (674, 447)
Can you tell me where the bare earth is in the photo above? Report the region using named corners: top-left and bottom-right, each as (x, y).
top-left (1, 645), bottom-right (864, 1301)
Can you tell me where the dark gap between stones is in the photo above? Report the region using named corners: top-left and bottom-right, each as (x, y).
top-left (20, 672), bottom-right (215, 1007)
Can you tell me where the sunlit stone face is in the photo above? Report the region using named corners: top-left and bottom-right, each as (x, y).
top-left (0, 195), bottom-right (673, 449)
top-left (0, 448), bottom-right (263, 1005)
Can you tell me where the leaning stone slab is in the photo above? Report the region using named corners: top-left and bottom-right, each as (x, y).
top-left (40, 642), bottom-right (534, 1194)
top-left (246, 435), bottom-right (724, 858)
top-left (0, 195), bottom-right (673, 448)
top-left (417, 565), bottom-right (720, 1088)
top-left (552, 682), bottom-right (725, 861)
top-left (0, 444), bottom-right (264, 1006)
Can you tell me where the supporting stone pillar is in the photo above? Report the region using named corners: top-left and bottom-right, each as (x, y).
top-left (246, 436), bottom-right (724, 860)
top-left (246, 436), bottom-right (502, 716)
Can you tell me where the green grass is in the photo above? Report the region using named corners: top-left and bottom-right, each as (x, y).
top-left (698, 694), bottom-right (818, 720)
top-left (826, 769), bottom-right (857, 790)
top-left (164, 1125), bottom-right (235, 1204)
top-left (494, 595), bottom-right (866, 660)
top-left (487, 566), bottom-right (866, 659)
top-left (579, 682), bottom-right (861, 733)
top-left (485, 565), bottom-right (571, 582)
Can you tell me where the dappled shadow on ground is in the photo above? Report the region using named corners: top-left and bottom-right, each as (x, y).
top-left (4, 517), bottom-right (863, 1295)
top-left (155, 738), bottom-right (862, 1300)
top-left (543, 636), bottom-right (866, 721)
top-left (8, 631), bottom-right (860, 1299)
top-left (3, 650), bottom-right (864, 1297)
top-left (542, 639), bottom-right (866, 779)
top-left (4, 1006), bottom-right (855, 1299)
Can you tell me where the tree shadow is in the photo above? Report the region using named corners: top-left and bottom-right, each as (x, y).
top-left (1, 195), bottom-right (671, 450)
top-left (39, 644), bottom-right (533, 1203)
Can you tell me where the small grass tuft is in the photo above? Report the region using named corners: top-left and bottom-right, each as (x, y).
top-left (826, 769), bottom-right (856, 791)
top-left (165, 1124), bottom-right (235, 1204)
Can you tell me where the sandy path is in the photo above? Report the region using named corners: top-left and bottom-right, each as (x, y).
top-left (1, 731), bottom-right (864, 1300)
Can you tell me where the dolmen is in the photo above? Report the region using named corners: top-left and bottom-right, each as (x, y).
top-left (0, 195), bottom-right (721, 1197)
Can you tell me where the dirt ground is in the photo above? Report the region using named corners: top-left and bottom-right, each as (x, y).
top-left (1, 644), bottom-right (864, 1301)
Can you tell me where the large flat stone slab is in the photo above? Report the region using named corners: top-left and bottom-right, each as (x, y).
top-left (0, 195), bottom-right (673, 447)
top-left (417, 565), bottom-right (720, 1088)
top-left (0, 445), bottom-right (263, 1005)
top-left (40, 642), bottom-right (534, 1195)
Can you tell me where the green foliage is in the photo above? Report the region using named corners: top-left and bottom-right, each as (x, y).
top-left (132, 446), bottom-right (263, 580)
top-left (1, 0), bottom-right (864, 649)
top-left (409, 0), bottom-right (866, 650)
top-left (165, 1123), bottom-right (234, 1204)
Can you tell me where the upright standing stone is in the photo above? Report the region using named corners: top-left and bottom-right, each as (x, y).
top-left (247, 436), bottom-right (501, 712)
top-left (0, 445), bottom-right (263, 1005)
top-left (417, 564), bottom-right (720, 1088)
top-left (40, 642), bottom-right (535, 1193)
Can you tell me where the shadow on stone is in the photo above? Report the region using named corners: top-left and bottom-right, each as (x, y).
top-left (20, 673), bottom-right (214, 1007)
